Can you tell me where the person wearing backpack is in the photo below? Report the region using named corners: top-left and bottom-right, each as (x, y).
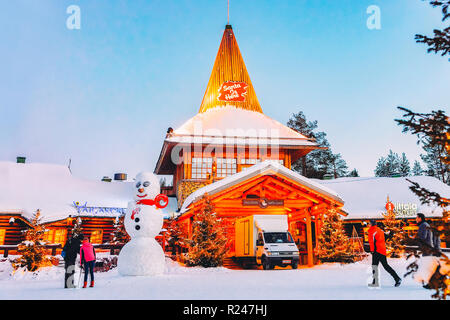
top-left (80, 236), bottom-right (96, 288)
top-left (416, 213), bottom-right (433, 256)
top-left (62, 234), bottom-right (82, 288)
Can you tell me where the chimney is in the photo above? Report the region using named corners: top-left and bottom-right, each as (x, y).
top-left (16, 156), bottom-right (26, 164)
top-left (114, 173), bottom-right (127, 181)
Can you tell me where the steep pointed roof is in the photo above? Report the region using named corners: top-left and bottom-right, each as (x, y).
top-left (199, 25), bottom-right (262, 113)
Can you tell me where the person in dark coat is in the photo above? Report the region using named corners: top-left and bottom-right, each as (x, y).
top-left (416, 213), bottom-right (433, 256)
top-left (62, 234), bottom-right (82, 288)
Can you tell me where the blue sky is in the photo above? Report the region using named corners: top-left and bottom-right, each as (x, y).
top-left (0, 0), bottom-right (449, 180)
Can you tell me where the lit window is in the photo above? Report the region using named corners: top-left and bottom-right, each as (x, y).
top-left (216, 158), bottom-right (237, 178)
top-left (191, 157), bottom-right (212, 179)
top-left (90, 230), bottom-right (103, 244)
top-left (43, 228), bottom-right (67, 245)
top-left (0, 229), bottom-right (6, 245)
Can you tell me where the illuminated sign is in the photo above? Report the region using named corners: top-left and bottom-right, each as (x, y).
top-left (393, 203), bottom-right (418, 218)
top-left (218, 81), bottom-right (248, 102)
top-left (242, 198), bottom-right (284, 209)
top-left (72, 201), bottom-right (125, 216)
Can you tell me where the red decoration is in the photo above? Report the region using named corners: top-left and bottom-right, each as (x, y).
top-left (385, 201), bottom-right (395, 211)
top-left (135, 194), bottom-right (169, 209)
top-left (217, 81), bottom-right (248, 102)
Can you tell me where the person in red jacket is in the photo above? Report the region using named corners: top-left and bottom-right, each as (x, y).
top-left (368, 220), bottom-right (401, 287)
top-left (80, 236), bottom-right (96, 288)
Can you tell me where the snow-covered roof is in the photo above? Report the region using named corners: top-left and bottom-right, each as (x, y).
top-left (315, 176), bottom-right (449, 220)
top-left (180, 160), bottom-right (344, 213)
top-left (167, 106), bottom-right (317, 147)
top-left (0, 162), bottom-right (178, 223)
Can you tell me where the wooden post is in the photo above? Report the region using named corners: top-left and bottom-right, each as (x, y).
top-left (306, 211), bottom-right (314, 267)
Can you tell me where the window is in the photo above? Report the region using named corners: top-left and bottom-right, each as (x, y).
top-left (263, 232), bottom-right (294, 244)
top-left (44, 228), bottom-right (67, 245)
top-left (191, 157), bottom-right (212, 179)
top-left (0, 229), bottom-right (6, 245)
top-left (90, 230), bottom-right (103, 244)
top-left (216, 158), bottom-right (237, 178)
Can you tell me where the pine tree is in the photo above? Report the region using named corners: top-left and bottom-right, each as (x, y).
top-left (316, 208), bottom-right (356, 263)
top-left (399, 152), bottom-right (411, 176)
top-left (166, 217), bottom-right (186, 256)
top-left (287, 112), bottom-right (349, 179)
top-left (382, 210), bottom-right (406, 258)
top-left (186, 194), bottom-right (228, 267)
top-left (347, 168), bottom-right (359, 177)
top-left (110, 215), bottom-right (130, 244)
top-left (13, 210), bottom-right (50, 272)
top-left (415, 0), bottom-right (450, 58)
top-left (374, 150), bottom-right (406, 177)
top-left (329, 153), bottom-right (348, 178)
top-left (395, 1), bottom-right (450, 299)
top-left (412, 160), bottom-right (423, 176)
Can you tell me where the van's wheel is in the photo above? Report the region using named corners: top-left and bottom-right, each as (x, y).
top-left (291, 262), bottom-right (298, 269)
top-left (262, 257), bottom-right (271, 270)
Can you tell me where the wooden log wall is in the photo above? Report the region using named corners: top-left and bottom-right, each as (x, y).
top-left (0, 214), bottom-right (27, 245)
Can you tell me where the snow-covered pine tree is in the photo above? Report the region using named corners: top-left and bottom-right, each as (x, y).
top-left (166, 217), bottom-right (186, 256)
top-left (316, 208), bottom-right (356, 263)
top-left (399, 152), bottom-right (411, 176)
top-left (186, 194), bottom-right (228, 267)
top-left (287, 111), bottom-right (349, 179)
top-left (382, 210), bottom-right (406, 258)
top-left (412, 160), bottom-right (423, 176)
top-left (13, 210), bottom-right (51, 271)
top-left (375, 150), bottom-right (404, 177)
top-left (347, 168), bottom-right (359, 177)
top-left (110, 215), bottom-right (130, 244)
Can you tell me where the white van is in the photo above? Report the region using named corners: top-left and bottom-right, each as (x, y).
top-left (234, 215), bottom-right (299, 269)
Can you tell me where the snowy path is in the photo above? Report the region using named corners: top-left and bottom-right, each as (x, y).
top-left (0, 258), bottom-right (431, 300)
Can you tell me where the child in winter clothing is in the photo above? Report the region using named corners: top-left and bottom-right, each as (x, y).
top-left (368, 220), bottom-right (401, 287)
top-left (80, 236), bottom-right (96, 288)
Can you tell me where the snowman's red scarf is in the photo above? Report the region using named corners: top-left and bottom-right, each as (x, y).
top-left (131, 194), bottom-right (168, 220)
top-left (136, 199), bottom-right (157, 206)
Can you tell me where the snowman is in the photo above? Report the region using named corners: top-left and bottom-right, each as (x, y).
top-left (117, 172), bottom-right (169, 276)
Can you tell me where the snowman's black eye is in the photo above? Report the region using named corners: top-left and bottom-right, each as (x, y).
top-left (136, 182), bottom-right (141, 188)
top-left (143, 181), bottom-right (150, 187)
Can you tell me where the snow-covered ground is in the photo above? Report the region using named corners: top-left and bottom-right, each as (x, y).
top-left (0, 257), bottom-right (432, 300)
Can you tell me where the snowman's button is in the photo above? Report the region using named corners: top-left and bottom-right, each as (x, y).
top-left (135, 218), bottom-right (140, 223)
top-left (135, 225), bottom-right (140, 230)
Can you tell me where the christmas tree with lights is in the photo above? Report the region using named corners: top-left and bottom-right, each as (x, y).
top-left (111, 215), bottom-right (130, 244)
top-left (13, 210), bottom-right (51, 271)
top-left (382, 200), bottom-right (406, 258)
top-left (166, 217), bottom-right (186, 256)
top-left (316, 208), bottom-right (356, 263)
top-left (186, 194), bottom-right (228, 267)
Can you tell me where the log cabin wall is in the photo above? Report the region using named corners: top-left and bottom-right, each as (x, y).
top-left (44, 216), bottom-right (117, 246)
top-left (0, 214), bottom-right (28, 246)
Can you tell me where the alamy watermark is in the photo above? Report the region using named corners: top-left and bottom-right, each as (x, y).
top-left (366, 5), bottom-right (381, 30)
top-left (66, 5), bottom-right (81, 30)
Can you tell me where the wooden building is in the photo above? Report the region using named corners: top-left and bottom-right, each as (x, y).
top-left (154, 25), bottom-right (345, 266)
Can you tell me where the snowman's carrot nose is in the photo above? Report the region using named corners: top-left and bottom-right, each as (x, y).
top-left (138, 188), bottom-right (144, 193)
